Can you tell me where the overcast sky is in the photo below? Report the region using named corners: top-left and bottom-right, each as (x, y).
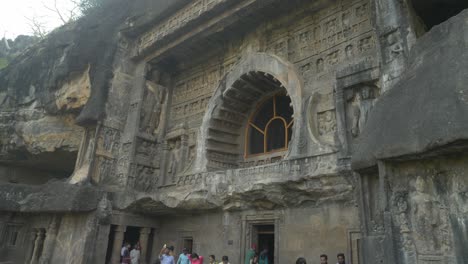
top-left (0, 0), bottom-right (76, 39)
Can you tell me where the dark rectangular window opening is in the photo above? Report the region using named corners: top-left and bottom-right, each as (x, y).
top-left (9, 231), bottom-right (18, 246)
top-left (4, 225), bottom-right (21, 247)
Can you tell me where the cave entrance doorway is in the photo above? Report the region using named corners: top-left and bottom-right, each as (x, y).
top-left (253, 224), bottom-right (275, 264)
top-left (124, 226), bottom-right (141, 247)
top-left (105, 225), bottom-right (141, 264)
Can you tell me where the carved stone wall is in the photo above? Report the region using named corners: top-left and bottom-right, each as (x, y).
top-left (387, 157), bottom-right (468, 264)
top-left (359, 155), bottom-right (468, 264)
top-left (160, 0), bottom-right (377, 173)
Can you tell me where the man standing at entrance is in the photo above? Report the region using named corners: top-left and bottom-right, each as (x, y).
top-left (320, 254), bottom-right (328, 264)
top-left (159, 245), bottom-right (175, 264)
top-left (336, 253), bottom-right (345, 264)
top-left (177, 248), bottom-right (190, 264)
top-left (244, 243), bottom-right (256, 264)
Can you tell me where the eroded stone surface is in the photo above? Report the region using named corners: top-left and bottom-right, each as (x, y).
top-left (0, 0), bottom-right (467, 264)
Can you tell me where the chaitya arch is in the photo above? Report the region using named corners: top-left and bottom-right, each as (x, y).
top-left (194, 53), bottom-right (305, 172)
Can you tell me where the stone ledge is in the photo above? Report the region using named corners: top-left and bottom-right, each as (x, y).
top-left (0, 180), bottom-right (104, 212)
top-left (113, 153), bottom-right (356, 214)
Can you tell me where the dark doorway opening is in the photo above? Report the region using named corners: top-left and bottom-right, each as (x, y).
top-left (182, 237), bottom-right (193, 253)
top-left (409, 0), bottom-right (468, 34)
top-left (124, 226), bottom-right (141, 248)
top-left (255, 225), bottom-right (275, 264)
top-left (105, 226), bottom-right (141, 264)
top-left (105, 225), bottom-right (116, 264)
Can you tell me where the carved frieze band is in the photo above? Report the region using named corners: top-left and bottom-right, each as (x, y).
top-left (177, 153), bottom-right (337, 186)
top-left (138, 0), bottom-right (227, 54)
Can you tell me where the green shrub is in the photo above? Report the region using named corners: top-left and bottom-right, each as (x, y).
top-left (0, 58), bottom-right (8, 70)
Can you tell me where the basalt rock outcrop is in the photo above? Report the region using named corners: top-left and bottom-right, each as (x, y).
top-left (0, 0), bottom-right (467, 264)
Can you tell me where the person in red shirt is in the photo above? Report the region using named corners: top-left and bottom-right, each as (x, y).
top-left (190, 253), bottom-right (204, 264)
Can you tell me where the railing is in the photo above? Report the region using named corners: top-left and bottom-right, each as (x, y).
top-left (176, 153), bottom-right (338, 187)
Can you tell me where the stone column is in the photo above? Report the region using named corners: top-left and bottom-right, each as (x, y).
top-left (178, 133), bottom-right (189, 183)
top-left (39, 216), bottom-right (60, 264)
top-left (110, 225), bottom-right (127, 264)
top-left (139, 227), bottom-right (152, 264)
top-left (30, 229), bottom-right (45, 264)
top-left (335, 85), bottom-right (349, 157)
top-left (25, 230), bottom-right (38, 264)
top-left (372, 0), bottom-right (410, 92)
top-left (160, 142), bottom-right (170, 185)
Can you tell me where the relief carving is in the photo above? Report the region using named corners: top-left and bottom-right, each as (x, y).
top-left (409, 176), bottom-right (448, 255)
top-left (346, 84), bottom-right (379, 138)
top-left (137, 0), bottom-right (225, 53)
top-left (140, 80), bottom-right (167, 135)
top-left (134, 165), bottom-right (158, 192)
top-left (308, 93), bottom-right (337, 146)
top-left (135, 138), bottom-right (159, 167)
top-left (97, 126), bottom-right (120, 154)
top-left (382, 29), bottom-right (404, 63)
top-left (167, 138), bottom-right (182, 178)
top-left (96, 156), bottom-right (115, 183)
top-left (392, 192), bottom-right (417, 263)
top-left (317, 110), bottom-right (337, 137)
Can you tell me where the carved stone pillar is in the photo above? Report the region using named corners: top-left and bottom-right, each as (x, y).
top-left (39, 217), bottom-right (60, 264)
top-left (335, 85), bottom-right (349, 157)
top-left (25, 230), bottom-right (38, 264)
top-left (178, 134), bottom-right (189, 183)
top-left (139, 227), bottom-right (152, 264)
top-left (160, 142), bottom-right (170, 185)
top-left (110, 225), bottom-right (127, 264)
top-left (30, 229), bottom-right (46, 264)
top-left (372, 0), bottom-right (409, 92)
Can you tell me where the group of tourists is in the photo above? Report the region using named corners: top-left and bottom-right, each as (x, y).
top-left (120, 242), bottom-right (347, 264)
top-left (295, 253), bottom-right (347, 264)
top-left (120, 242), bottom-right (142, 264)
top-left (157, 245), bottom-right (229, 264)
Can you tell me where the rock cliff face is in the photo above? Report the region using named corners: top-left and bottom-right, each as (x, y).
top-left (0, 1), bottom-right (132, 182)
top-left (0, 0), bottom-right (467, 263)
top-left (0, 0), bottom-right (204, 184)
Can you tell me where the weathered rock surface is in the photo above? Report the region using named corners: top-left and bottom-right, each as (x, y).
top-left (352, 10), bottom-right (468, 169)
top-left (0, 180), bottom-right (104, 212)
top-left (0, 1), bottom-right (132, 178)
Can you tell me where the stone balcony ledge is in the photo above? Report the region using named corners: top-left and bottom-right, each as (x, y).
top-left (117, 153), bottom-right (356, 214)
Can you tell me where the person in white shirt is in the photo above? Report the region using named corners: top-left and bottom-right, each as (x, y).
top-left (130, 244), bottom-right (141, 264)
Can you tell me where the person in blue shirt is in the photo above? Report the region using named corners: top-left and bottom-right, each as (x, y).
top-left (159, 245), bottom-right (175, 264)
top-left (177, 248), bottom-right (191, 264)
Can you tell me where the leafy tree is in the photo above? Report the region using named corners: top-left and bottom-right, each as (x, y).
top-left (76, 0), bottom-right (107, 15)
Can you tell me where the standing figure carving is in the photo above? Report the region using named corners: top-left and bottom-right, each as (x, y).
top-left (348, 85), bottom-right (377, 137)
top-left (168, 139), bottom-right (182, 179)
top-left (409, 176), bottom-right (443, 255)
top-left (140, 80), bottom-right (167, 135)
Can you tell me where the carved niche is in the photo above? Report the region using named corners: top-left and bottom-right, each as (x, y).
top-left (345, 84), bottom-right (379, 138)
top-left (135, 137), bottom-right (160, 168)
top-left (133, 165), bottom-right (158, 192)
top-left (389, 170), bottom-right (455, 263)
top-left (408, 176), bottom-right (450, 256)
top-left (92, 126), bottom-right (121, 184)
top-left (139, 75), bottom-right (168, 136)
top-left (131, 136), bottom-right (160, 191)
top-left (308, 92), bottom-right (337, 146)
top-left (166, 137), bottom-right (183, 180)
